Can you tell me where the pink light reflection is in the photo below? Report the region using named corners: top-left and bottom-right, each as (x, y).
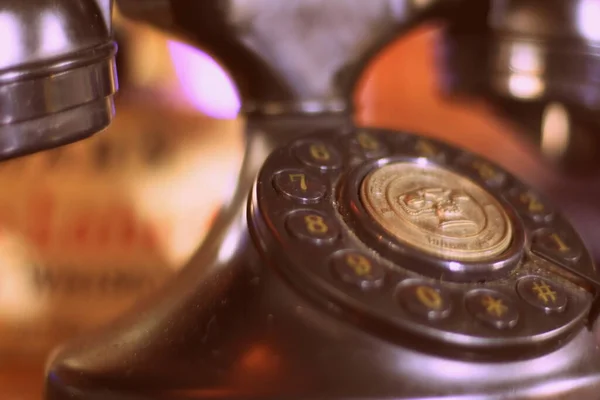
top-left (168, 40), bottom-right (240, 119)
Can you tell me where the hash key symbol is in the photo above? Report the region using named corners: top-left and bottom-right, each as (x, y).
top-left (532, 281), bottom-right (557, 304)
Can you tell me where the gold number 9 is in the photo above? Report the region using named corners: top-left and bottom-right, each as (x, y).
top-left (346, 254), bottom-right (372, 276)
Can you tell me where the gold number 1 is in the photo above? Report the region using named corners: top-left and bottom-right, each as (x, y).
top-left (549, 233), bottom-right (570, 252)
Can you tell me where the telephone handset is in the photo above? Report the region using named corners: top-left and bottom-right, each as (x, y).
top-left (27, 0), bottom-right (600, 399)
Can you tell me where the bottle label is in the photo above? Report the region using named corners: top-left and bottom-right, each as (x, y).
top-left (0, 103), bottom-right (241, 356)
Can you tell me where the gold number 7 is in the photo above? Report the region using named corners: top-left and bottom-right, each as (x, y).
top-left (289, 173), bottom-right (307, 191)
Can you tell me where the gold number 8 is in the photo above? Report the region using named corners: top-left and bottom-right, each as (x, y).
top-left (304, 215), bottom-right (328, 234)
top-left (309, 144), bottom-right (331, 161)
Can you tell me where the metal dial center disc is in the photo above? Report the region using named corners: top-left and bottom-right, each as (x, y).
top-left (360, 162), bottom-right (513, 262)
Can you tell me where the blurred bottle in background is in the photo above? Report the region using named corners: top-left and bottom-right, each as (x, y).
top-left (0, 6), bottom-right (243, 364)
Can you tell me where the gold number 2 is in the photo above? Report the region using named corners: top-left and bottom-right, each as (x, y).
top-left (310, 144), bottom-right (331, 161)
top-left (289, 173), bottom-right (307, 191)
top-left (346, 254), bottom-right (372, 276)
top-left (304, 215), bottom-right (328, 234)
top-left (519, 193), bottom-right (544, 212)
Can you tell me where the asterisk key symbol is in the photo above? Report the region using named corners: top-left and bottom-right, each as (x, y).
top-left (532, 282), bottom-right (557, 304)
top-left (482, 295), bottom-right (507, 317)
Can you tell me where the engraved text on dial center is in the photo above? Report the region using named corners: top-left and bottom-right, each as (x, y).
top-left (360, 163), bottom-right (512, 262)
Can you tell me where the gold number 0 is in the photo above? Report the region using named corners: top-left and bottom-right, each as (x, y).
top-left (289, 174), bottom-right (307, 191)
top-left (346, 254), bottom-right (371, 276)
top-left (415, 286), bottom-right (442, 310)
top-left (304, 215), bottom-right (328, 234)
top-left (309, 144), bottom-right (330, 161)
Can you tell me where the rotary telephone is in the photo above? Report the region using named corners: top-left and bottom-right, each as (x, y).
top-left (2, 0), bottom-right (600, 399)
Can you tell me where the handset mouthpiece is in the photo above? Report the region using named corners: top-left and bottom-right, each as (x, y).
top-left (0, 0), bottom-right (118, 160)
